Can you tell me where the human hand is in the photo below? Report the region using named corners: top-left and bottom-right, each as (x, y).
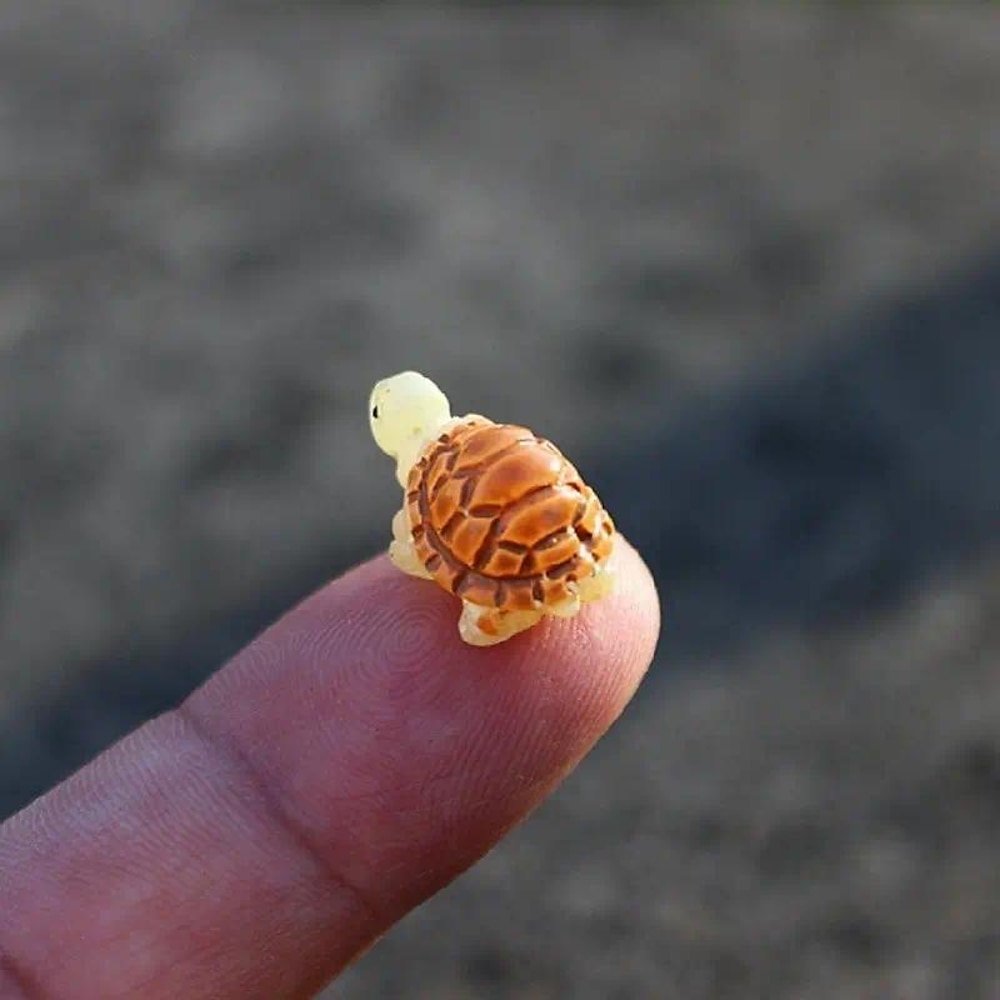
top-left (0, 540), bottom-right (659, 999)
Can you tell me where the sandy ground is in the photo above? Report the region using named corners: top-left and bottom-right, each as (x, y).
top-left (2, 5), bottom-right (1000, 998)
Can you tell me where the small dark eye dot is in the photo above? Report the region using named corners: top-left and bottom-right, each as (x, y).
top-left (372, 405), bottom-right (379, 419)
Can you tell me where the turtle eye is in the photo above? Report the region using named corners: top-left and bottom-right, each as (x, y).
top-left (372, 405), bottom-right (379, 419)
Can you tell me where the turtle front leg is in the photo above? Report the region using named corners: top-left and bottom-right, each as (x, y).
top-left (459, 601), bottom-right (543, 646)
top-left (389, 508), bottom-right (432, 580)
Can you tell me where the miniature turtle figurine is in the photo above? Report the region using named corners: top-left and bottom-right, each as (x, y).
top-left (369, 371), bottom-right (616, 646)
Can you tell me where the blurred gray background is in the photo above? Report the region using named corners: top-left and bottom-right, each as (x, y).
top-left (3, 4), bottom-right (1000, 998)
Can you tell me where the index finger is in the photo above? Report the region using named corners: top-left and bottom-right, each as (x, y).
top-left (0, 538), bottom-right (659, 1000)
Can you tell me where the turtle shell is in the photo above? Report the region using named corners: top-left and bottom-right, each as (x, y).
top-left (405, 417), bottom-right (615, 611)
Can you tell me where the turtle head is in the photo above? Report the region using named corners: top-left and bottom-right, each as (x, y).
top-left (369, 371), bottom-right (452, 479)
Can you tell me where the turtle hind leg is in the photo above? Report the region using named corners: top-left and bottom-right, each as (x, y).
top-left (459, 601), bottom-right (543, 646)
top-left (545, 565), bottom-right (614, 619)
top-left (546, 592), bottom-right (582, 618)
top-left (576, 564), bottom-right (616, 604)
top-left (389, 508), bottom-right (433, 580)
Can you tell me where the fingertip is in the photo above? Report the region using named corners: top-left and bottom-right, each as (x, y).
top-left (473, 532), bottom-right (661, 764)
top-left (511, 532), bottom-right (658, 672)
top-left (358, 532), bottom-right (661, 721)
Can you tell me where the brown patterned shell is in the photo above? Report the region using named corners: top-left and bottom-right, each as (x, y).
top-left (405, 417), bottom-right (615, 611)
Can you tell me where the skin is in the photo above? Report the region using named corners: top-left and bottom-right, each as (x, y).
top-left (369, 372), bottom-right (617, 646)
top-left (0, 539), bottom-right (659, 1000)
